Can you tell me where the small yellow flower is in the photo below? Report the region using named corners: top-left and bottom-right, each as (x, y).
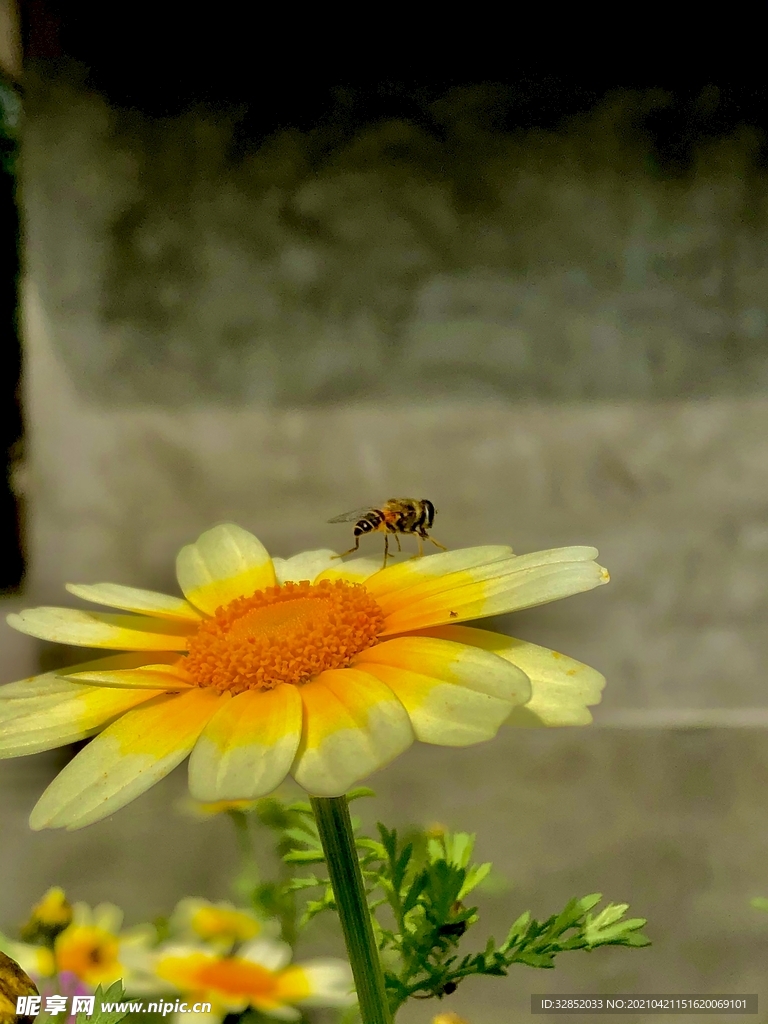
top-left (150, 939), bottom-right (353, 1021)
top-left (425, 822), bottom-right (447, 838)
top-left (56, 902), bottom-right (152, 989)
top-left (168, 899), bottom-right (274, 954)
top-left (20, 887), bottom-right (73, 942)
top-left (0, 950), bottom-right (38, 1024)
top-left (3, 900), bottom-right (152, 993)
top-left (55, 924), bottom-right (120, 988)
top-left (433, 1014), bottom-right (470, 1024)
top-left (1, 524), bottom-right (609, 830)
top-left (178, 797), bottom-right (260, 820)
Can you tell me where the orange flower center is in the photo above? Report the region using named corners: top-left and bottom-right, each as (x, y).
top-left (55, 927), bottom-right (120, 985)
top-left (193, 957), bottom-right (279, 998)
top-left (184, 579), bottom-right (385, 694)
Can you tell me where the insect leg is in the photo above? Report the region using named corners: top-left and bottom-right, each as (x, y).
top-left (331, 537), bottom-right (361, 560)
top-left (426, 536), bottom-right (448, 552)
top-left (382, 533), bottom-right (390, 568)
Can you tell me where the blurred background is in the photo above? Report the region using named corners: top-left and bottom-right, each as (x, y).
top-left (1, 6), bottom-right (768, 1020)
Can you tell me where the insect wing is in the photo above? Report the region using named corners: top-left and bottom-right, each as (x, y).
top-left (328, 508), bottom-right (374, 524)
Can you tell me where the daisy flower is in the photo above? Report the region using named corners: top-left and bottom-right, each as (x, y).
top-left (54, 903), bottom-right (137, 988)
top-left (167, 899), bottom-right (276, 954)
top-left (1, 902), bottom-right (152, 991)
top-left (146, 938), bottom-right (353, 1022)
top-left (0, 524), bottom-right (608, 831)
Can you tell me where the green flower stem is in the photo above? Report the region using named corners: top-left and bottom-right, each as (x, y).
top-left (311, 795), bottom-right (393, 1024)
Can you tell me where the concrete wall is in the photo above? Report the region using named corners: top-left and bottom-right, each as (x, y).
top-left (3, 70), bottom-right (768, 1021)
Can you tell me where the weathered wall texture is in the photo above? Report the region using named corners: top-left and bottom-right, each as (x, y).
top-left (3, 71), bottom-right (768, 1021)
top-left (21, 74), bottom-right (768, 406)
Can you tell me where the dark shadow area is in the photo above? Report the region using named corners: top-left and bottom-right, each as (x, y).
top-left (0, 76), bottom-right (23, 592)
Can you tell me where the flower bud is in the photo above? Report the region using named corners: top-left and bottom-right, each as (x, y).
top-left (20, 888), bottom-right (73, 944)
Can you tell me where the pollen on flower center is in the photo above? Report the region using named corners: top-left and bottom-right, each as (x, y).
top-left (184, 579), bottom-right (385, 694)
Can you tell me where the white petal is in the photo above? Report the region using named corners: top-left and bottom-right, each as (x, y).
top-left (354, 636), bottom-right (530, 746)
top-left (6, 607), bottom-right (191, 650)
top-left (65, 583), bottom-right (202, 622)
top-left (176, 524), bottom-right (276, 615)
top-left (0, 675), bottom-right (164, 758)
top-left (272, 549), bottom-right (338, 584)
top-left (364, 545), bottom-right (515, 598)
top-left (29, 690), bottom-right (224, 830)
top-left (189, 686), bottom-right (302, 801)
top-left (293, 959), bottom-right (356, 1006)
top-left (239, 938), bottom-right (293, 971)
top-left (314, 556), bottom-right (389, 584)
top-left (291, 669), bottom-right (414, 796)
top-left (412, 625), bottom-right (606, 726)
top-left (0, 653), bottom-right (181, 700)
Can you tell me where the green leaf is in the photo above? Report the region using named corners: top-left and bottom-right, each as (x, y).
top-left (402, 871), bottom-right (428, 915)
top-left (356, 838), bottom-right (387, 858)
top-left (75, 982), bottom-right (129, 1024)
top-left (502, 911), bottom-right (532, 948)
top-left (281, 875), bottom-right (325, 891)
top-left (377, 823), bottom-right (397, 860)
top-left (445, 832), bottom-right (475, 868)
top-left (751, 896), bottom-right (768, 912)
top-left (283, 850), bottom-right (326, 864)
top-left (586, 902), bottom-right (630, 930)
top-left (282, 824), bottom-right (321, 844)
top-left (458, 861), bottom-right (492, 899)
top-left (550, 896), bottom-right (589, 934)
top-left (584, 904), bottom-right (648, 947)
top-left (284, 800), bottom-right (314, 814)
top-left (578, 893), bottom-right (604, 913)
top-left (347, 787), bottom-right (376, 802)
top-left (299, 887), bottom-right (337, 927)
top-left (393, 844), bottom-right (413, 892)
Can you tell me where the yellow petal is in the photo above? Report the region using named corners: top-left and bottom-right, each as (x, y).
top-left (176, 524), bottom-right (276, 615)
top-left (279, 959), bottom-right (355, 1007)
top-left (411, 624), bottom-right (606, 726)
top-left (0, 653), bottom-right (181, 700)
top-left (379, 548), bottom-right (608, 634)
top-left (291, 669), bottom-right (414, 796)
top-left (363, 545), bottom-right (515, 600)
top-left (0, 673), bottom-right (163, 758)
top-left (29, 689), bottom-right (225, 830)
top-left (313, 557), bottom-right (388, 584)
top-left (354, 636), bottom-right (530, 745)
top-left (65, 583), bottom-right (202, 622)
top-left (6, 607), bottom-right (192, 650)
top-left (272, 550), bottom-right (338, 585)
top-left (66, 662), bottom-right (193, 690)
top-left (189, 685), bottom-right (303, 801)
top-left (375, 546), bottom-right (598, 613)
top-left (1, 940), bottom-right (53, 982)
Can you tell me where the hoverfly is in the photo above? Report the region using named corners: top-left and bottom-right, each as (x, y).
top-left (328, 498), bottom-right (447, 567)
